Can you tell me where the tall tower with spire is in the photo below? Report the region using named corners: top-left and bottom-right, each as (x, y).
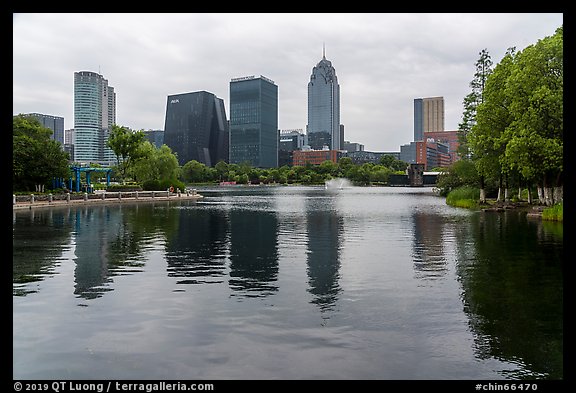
top-left (307, 46), bottom-right (340, 150)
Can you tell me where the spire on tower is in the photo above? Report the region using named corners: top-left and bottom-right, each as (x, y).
top-left (322, 43), bottom-right (326, 59)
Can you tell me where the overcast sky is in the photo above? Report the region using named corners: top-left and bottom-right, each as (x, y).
top-left (13, 13), bottom-right (563, 152)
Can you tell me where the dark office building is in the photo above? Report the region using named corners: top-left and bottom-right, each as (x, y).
top-left (229, 75), bottom-right (278, 168)
top-left (164, 91), bottom-right (229, 166)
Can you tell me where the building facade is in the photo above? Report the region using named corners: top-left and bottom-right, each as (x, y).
top-left (414, 96), bottom-right (444, 141)
top-left (142, 129), bottom-right (165, 149)
top-left (73, 71), bottom-right (116, 165)
top-left (307, 51), bottom-right (341, 150)
top-left (279, 129), bottom-right (307, 167)
top-left (164, 91), bottom-right (228, 166)
top-left (293, 148), bottom-right (342, 166)
top-left (229, 75), bottom-right (278, 168)
top-left (423, 130), bottom-right (460, 164)
top-left (26, 113), bottom-right (65, 145)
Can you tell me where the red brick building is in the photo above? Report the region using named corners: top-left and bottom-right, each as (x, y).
top-left (292, 149), bottom-right (341, 166)
top-left (423, 130), bottom-right (460, 164)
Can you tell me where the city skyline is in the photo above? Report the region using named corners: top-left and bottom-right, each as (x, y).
top-left (13, 13), bottom-right (563, 152)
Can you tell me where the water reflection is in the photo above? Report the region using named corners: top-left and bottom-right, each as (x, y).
top-left (411, 211), bottom-right (448, 281)
top-left (13, 208), bottom-right (74, 296)
top-left (228, 209), bottom-right (279, 297)
top-left (455, 211), bottom-right (563, 379)
top-left (305, 192), bottom-right (343, 313)
top-left (13, 189), bottom-right (563, 380)
top-left (165, 207), bottom-right (228, 285)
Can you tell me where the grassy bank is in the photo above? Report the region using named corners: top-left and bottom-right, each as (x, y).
top-left (542, 202), bottom-right (563, 222)
top-left (445, 186), bottom-right (480, 209)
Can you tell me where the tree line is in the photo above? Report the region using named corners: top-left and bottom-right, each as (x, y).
top-left (12, 117), bottom-right (408, 192)
top-left (438, 26), bottom-right (562, 206)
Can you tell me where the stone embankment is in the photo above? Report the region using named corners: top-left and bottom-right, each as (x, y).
top-left (481, 200), bottom-right (544, 219)
top-left (13, 189), bottom-right (203, 210)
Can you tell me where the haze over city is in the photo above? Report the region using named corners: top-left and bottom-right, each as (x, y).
top-left (13, 13), bottom-right (563, 152)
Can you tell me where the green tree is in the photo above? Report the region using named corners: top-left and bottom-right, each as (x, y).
top-left (13, 115), bottom-right (70, 192)
top-left (182, 160), bottom-right (208, 183)
top-left (215, 160), bottom-right (229, 181)
top-left (458, 49), bottom-right (493, 160)
top-left (503, 26), bottom-right (563, 205)
top-left (379, 154), bottom-right (408, 171)
top-left (107, 125), bottom-right (147, 182)
top-left (435, 159), bottom-right (480, 197)
top-left (469, 47), bottom-right (517, 203)
top-left (130, 143), bottom-right (180, 185)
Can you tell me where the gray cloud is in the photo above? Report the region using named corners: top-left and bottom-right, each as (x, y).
top-left (13, 13), bottom-right (562, 152)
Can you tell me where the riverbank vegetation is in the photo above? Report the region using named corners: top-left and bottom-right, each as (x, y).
top-left (438, 26), bottom-right (562, 219)
top-left (12, 115), bottom-right (408, 193)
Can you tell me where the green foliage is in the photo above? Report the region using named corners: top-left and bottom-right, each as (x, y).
top-left (107, 125), bottom-right (148, 181)
top-left (379, 154), bottom-right (408, 171)
top-left (435, 159), bottom-right (479, 196)
top-left (542, 202), bottom-right (563, 222)
top-left (465, 26), bottom-right (563, 197)
top-left (446, 186), bottom-right (481, 209)
top-left (106, 183), bottom-right (142, 192)
top-left (130, 143), bottom-right (180, 184)
top-left (458, 48), bottom-right (493, 157)
top-left (141, 178), bottom-right (185, 191)
top-left (13, 114), bottom-right (70, 192)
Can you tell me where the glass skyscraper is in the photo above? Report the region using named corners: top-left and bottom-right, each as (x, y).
top-left (307, 51), bottom-right (340, 150)
top-left (26, 113), bottom-right (65, 145)
top-left (229, 75), bottom-right (278, 168)
top-left (164, 91), bottom-right (229, 166)
top-left (73, 71), bottom-right (116, 165)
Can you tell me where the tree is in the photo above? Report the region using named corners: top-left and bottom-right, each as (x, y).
top-left (13, 115), bottom-right (70, 192)
top-left (458, 49), bottom-right (493, 159)
top-left (503, 26), bottom-right (563, 205)
top-left (182, 160), bottom-right (208, 183)
top-left (130, 143), bottom-right (180, 184)
top-left (458, 49), bottom-right (493, 202)
top-left (215, 160), bottom-right (229, 181)
top-left (469, 47), bottom-right (517, 202)
top-left (379, 154), bottom-right (408, 171)
top-left (107, 125), bottom-right (147, 182)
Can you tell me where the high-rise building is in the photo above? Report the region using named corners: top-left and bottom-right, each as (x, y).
top-left (164, 91), bottom-right (229, 166)
top-left (414, 96), bottom-right (444, 141)
top-left (142, 129), bottom-right (165, 149)
top-left (73, 71), bottom-right (116, 165)
top-left (229, 75), bottom-right (278, 168)
top-left (307, 49), bottom-right (340, 150)
top-left (279, 129), bottom-right (307, 167)
top-left (26, 113), bottom-right (65, 145)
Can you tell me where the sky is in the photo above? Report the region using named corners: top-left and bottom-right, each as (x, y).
top-left (13, 13), bottom-right (563, 152)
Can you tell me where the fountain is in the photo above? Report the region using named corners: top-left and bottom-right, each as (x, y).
top-left (324, 178), bottom-right (352, 191)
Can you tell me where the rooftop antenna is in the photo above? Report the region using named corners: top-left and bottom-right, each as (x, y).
top-left (323, 42), bottom-right (326, 59)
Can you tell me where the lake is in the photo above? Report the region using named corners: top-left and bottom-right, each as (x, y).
top-left (12, 185), bottom-right (563, 380)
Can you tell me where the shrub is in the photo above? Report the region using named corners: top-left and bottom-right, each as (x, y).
top-left (542, 202), bottom-right (563, 222)
top-left (446, 186), bottom-right (481, 209)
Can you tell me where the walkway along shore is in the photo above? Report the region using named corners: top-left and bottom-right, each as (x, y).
top-left (13, 189), bottom-right (203, 210)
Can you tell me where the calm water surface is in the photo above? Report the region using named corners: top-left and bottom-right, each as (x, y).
top-left (13, 186), bottom-right (563, 380)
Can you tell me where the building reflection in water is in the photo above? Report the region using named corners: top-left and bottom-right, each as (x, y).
top-left (13, 208), bottom-right (75, 296)
top-left (411, 211), bottom-right (448, 281)
top-left (73, 204), bottom-right (169, 300)
top-left (305, 193), bottom-right (343, 313)
top-left (72, 206), bottom-right (117, 299)
top-left (228, 209), bottom-right (279, 298)
top-left (165, 207), bottom-right (228, 285)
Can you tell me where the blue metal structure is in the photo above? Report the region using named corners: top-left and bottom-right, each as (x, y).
top-left (68, 166), bottom-right (113, 192)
